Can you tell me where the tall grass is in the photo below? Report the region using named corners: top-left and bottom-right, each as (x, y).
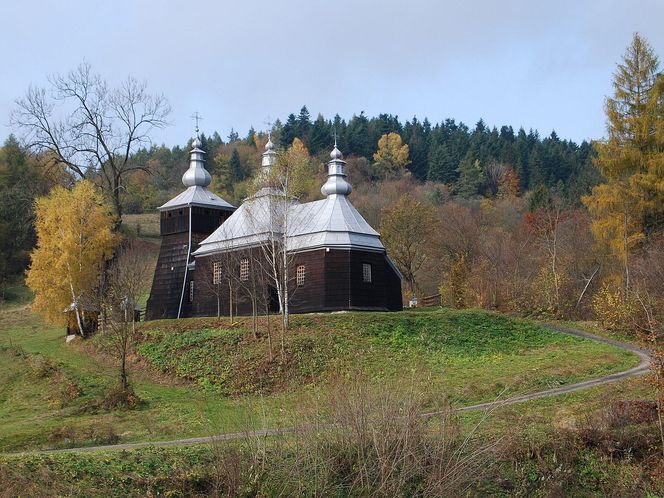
top-left (209, 378), bottom-right (500, 497)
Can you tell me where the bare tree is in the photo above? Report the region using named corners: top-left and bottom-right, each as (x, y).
top-left (201, 235), bottom-right (243, 323)
top-left (482, 161), bottom-right (508, 197)
top-left (526, 192), bottom-right (569, 313)
top-left (245, 141), bottom-right (313, 337)
top-left (11, 61), bottom-right (171, 224)
top-left (104, 241), bottom-right (151, 391)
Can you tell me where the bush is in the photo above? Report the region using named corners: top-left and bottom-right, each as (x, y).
top-left (102, 384), bottom-right (140, 410)
top-left (29, 355), bottom-right (57, 379)
top-left (494, 401), bottom-right (664, 496)
top-left (592, 282), bottom-right (637, 332)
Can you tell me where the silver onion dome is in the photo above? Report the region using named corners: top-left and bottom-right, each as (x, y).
top-left (182, 137), bottom-right (212, 187)
top-left (261, 135), bottom-right (277, 170)
top-left (321, 143), bottom-right (352, 197)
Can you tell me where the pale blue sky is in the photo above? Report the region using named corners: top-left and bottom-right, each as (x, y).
top-left (2, 0), bottom-right (663, 146)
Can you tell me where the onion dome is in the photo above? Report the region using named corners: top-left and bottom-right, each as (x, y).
top-left (261, 134), bottom-right (277, 171)
top-left (321, 141), bottom-right (352, 197)
top-left (182, 136), bottom-right (212, 187)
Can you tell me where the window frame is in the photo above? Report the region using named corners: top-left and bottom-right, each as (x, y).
top-left (189, 280), bottom-right (195, 302)
top-left (239, 258), bottom-right (249, 282)
top-left (362, 263), bottom-right (372, 284)
top-left (213, 261), bottom-right (222, 285)
top-left (296, 264), bottom-right (306, 287)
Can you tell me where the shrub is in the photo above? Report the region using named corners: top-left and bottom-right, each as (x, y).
top-left (102, 384), bottom-right (140, 410)
top-left (592, 282), bottom-right (637, 332)
top-left (29, 355), bottom-right (57, 379)
top-left (50, 379), bottom-right (83, 408)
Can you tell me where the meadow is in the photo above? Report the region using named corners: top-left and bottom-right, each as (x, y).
top-left (0, 292), bottom-right (638, 454)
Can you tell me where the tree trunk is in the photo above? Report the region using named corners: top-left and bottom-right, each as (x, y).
top-left (252, 295), bottom-right (258, 340)
top-left (69, 281), bottom-right (85, 337)
top-left (228, 280), bottom-right (234, 325)
top-left (266, 309), bottom-right (273, 361)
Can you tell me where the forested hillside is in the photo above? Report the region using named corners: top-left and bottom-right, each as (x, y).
top-left (119, 110), bottom-right (598, 214)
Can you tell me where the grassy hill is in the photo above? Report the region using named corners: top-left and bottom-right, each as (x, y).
top-left (137, 310), bottom-right (637, 405)
top-left (0, 301), bottom-right (638, 453)
top-left (1, 299), bottom-right (661, 496)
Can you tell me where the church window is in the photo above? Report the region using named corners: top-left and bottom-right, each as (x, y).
top-left (297, 265), bottom-right (306, 287)
top-left (362, 263), bottom-right (372, 283)
top-left (213, 261), bottom-right (222, 285)
top-left (189, 280), bottom-right (195, 301)
top-left (240, 258), bottom-right (249, 281)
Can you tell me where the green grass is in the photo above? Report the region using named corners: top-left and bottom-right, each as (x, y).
top-left (0, 376), bottom-right (659, 497)
top-left (0, 305), bottom-right (640, 453)
top-left (138, 310), bottom-right (639, 406)
top-left (0, 307), bottom-right (286, 452)
top-left (0, 303), bottom-right (658, 496)
top-left (0, 281), bottom-right (33, 311)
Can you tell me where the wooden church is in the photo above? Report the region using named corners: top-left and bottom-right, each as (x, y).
top-left (145, 132), bottom-right (402, 320)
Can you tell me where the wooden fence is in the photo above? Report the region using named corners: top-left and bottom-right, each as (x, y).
top-left (419, 293), bottom-right (441, 308)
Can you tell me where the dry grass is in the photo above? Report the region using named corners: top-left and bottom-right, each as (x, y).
top-left (122, 213), bottom-right (160, 238)
top-left (208, 378), bottom-right (500, 497)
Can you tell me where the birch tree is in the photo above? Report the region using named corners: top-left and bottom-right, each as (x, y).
top-left (246, 138), bottom-right (312, 337)
top-left (26, 180), bottom-right (118, 335)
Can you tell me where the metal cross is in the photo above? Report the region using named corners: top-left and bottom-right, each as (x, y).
top-left (190, 111), bottom-right (203, 135)
top-left (264, 115), bottom-right (273, 140)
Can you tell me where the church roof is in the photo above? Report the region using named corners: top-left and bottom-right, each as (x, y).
top-left (158, 134), bottom-right (235, 211)
top-left (158, 185), bottom-right (235, 211)
top-left (193, 142), bottom-right (384, 256)
top-left (287, 195), bottom-right (383, 252)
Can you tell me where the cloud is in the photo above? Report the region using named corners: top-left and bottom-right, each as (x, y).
top-left (2, 0), bottom-right (663, 145)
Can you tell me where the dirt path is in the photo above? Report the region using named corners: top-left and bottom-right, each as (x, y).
top-left (5, 323), bottom-right (651, 456)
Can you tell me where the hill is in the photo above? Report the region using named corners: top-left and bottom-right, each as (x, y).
top-left (0, 301), bottom-right (638, 453)
top-left (1, 299), bottom-right (661, 496)
top-left (136, 310), bottom-right (637, 405)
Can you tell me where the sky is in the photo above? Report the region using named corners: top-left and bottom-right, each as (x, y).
top-left (2, 0), bottom-right (663, 148)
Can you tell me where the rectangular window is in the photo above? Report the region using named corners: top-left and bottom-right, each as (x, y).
top-left (362, 263), bottom-right (372, 283)
top-left (240, 258), bottom-right (249, 282)
top-left (213, 261), bottom-right (222, 285)
top-left (297, 265), bottom-right (306, 287)
top-left (189, 280), bottom-right (195, 302)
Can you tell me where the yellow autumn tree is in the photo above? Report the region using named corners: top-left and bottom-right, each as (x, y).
top-left (260, 137), bottom-right (319, 201)
top-left (373, 132), bottom-right (410, 179)
top-left (583, 33), bottom-right (664, 293)
top-left (27, 180), bottom-right (119, 334)
top-left (380, 195), bottom-right (437, 295)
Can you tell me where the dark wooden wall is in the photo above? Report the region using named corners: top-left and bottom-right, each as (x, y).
top-left (146, 205), bottom-right (234, 320)
top-left (146, 231), bottom-right (190, 320)
top-left (187, 247), bottom-right (403, 318)
top-left (160, 206), bottom-right (232, 236)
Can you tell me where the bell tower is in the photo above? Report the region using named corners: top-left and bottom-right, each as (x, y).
top-left (145, 133), bottom-right (235, 320)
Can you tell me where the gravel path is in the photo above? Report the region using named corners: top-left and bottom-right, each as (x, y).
top-left (5, 323), bottom-right (651, 456)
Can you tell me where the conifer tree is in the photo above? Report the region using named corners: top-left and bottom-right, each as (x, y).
top-left (280, 114), bottom-right (298, 148)
top-left (584, 33), bottom-right (664, 292)
top-left (309, 114), bottom-right (330, 155)
top-left (229, 149), bottom-right (242, 184)
top-left (347, 112), bottom-right (371, 158)
top-left (427, 142), bottom-right (457, 183)
top-left (297, 106), bottom-right (311, 144)
top-left (455, 154), bottom-right (484, 198)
